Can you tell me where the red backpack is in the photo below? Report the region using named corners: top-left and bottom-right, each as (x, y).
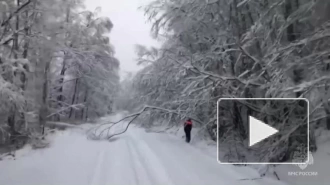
top-left (185, 120), bottom-right (192, 125)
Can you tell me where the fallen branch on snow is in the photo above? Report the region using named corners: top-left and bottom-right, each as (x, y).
top-left (89, 105), bottom-right (205, 140)
top-left (46, 121), bottom-right (81, 129)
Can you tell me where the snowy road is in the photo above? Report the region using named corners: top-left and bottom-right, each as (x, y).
top-left (0, 125), bottom-right (286, 185)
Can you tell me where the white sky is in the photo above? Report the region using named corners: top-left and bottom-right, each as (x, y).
top-left (84, 0), bottom-right (159, 79)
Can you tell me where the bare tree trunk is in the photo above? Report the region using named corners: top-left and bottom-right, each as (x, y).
top-left (56, 56), bottom-right (66, 119)
top-left (85, 106), bottom-right (89, 121)
top-left (7, 0), bottom-right (21, 135)
top-left (284, 0), bottom-right (296, 42)
top-left (21, 8), bottom-right (30, 90)
top-left (232, 0), bottom-right (242, 38)
top-left (324, 63), bottom-right (330, 130)
top-left (69, 78), bottom-right (79, 119)
top-left (56, 6), bottom-right (71, 121)
top-left (81, 89), bottom-right (88, 120)
top-left (39, 60), bottom-right (50, 135)
top-left (13, 0), bottom-right (20, 59)
top-left (8, 107), bottom-right (16, 134)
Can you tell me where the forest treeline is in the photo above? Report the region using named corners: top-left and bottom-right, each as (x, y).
top-left (0, 0), bottom-right (120, 148)
top-left (116, 0), bottom-right (330, 163)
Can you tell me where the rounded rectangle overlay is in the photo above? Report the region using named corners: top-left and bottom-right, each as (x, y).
top-left (217, 98), bottom-right (309, 165)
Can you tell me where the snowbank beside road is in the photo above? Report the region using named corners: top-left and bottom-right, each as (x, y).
top-left (145, 124), bottom-right (330, 185)
top-left (273, 130), bottom-right (330, 185)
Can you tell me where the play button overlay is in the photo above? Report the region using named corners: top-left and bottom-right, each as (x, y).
top-left (249, 116), bottom-right (278, 147)
top-left (217, 98), bottom-right (309, 165)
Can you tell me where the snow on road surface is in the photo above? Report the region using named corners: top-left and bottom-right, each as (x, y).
top-left (0, 124), bottom-right (287, 185)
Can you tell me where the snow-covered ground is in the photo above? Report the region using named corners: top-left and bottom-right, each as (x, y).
top-left (0, 121), bottom-right (286, 185)
top-left (147, 124), bottom-right (330, 185)
top-left (274, 129), bottom-right (330, 185)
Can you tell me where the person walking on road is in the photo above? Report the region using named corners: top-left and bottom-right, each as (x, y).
top-left (184, 118), bottom-right (193, 143)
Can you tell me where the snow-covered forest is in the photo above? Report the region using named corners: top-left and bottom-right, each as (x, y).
top-left (2, 0), bottom-right (330, 184)
top-left (116, 0), bottom-right (330, 164)
top-left (2, 0), bottom-right (330, 175)
top-left (0, 0), bottom-right (119, 149)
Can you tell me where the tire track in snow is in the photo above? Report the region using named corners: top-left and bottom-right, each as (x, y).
top-left (127, 131), bottom-right (176, 185)
top-left (135, 133), bottom-right (197, 185)
top-left (126, 136), bottom-right (155, 185)
top-left (103, 136), bottom-right (137, 185)
top-left (137, 130), bottom-right (246, 185)
top-left (89, 150), bottom-right (106, 185)
top-left (142, 130), bottom-right (255, 184)
top-left (125, 136), bottom-right (141, 185)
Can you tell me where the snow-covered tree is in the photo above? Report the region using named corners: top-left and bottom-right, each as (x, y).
top-left (119, 0), bottom-right (330, 165)
top-left (0, 0), bottom-right (120, 145)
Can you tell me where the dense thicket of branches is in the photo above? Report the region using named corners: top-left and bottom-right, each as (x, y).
top-left (116, 0), bottom-right (330, 163)
top-left (0, 0), bottom-right (119, 147)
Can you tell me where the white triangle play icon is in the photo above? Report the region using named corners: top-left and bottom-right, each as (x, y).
top-left (249, 116), bottom-right (278, 147)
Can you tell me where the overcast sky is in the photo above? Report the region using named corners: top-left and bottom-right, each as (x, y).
top-left (84, 0), bottom-right (159, 79)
